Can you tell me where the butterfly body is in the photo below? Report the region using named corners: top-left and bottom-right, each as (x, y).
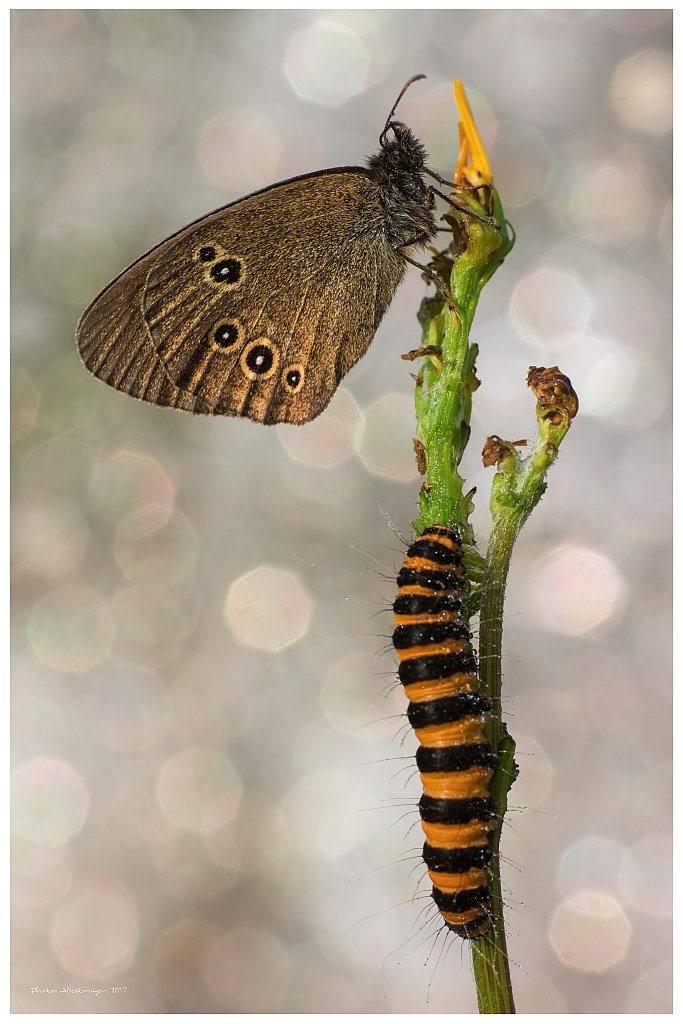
top-left (77, 120), bottom-right (438, 424)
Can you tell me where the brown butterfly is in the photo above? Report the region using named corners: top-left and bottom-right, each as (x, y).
top-left (76, 76), bottom-right (440, 425)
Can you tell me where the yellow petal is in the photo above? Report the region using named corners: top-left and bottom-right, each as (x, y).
top-left (454, 79), bottom-right (493, 186)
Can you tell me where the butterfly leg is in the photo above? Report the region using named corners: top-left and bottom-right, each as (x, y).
top-left (429, 186), bottom-right (498, 229)
top-left (425, 168), bottom-right (497, 213)
top-left (425, 167), bottom-right (485, 190)
top-left (398, 246), bottom-right (457, 309)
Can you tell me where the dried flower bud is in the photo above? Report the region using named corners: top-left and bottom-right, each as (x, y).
top-left (527, 366), bottom-right (579, 425)
top-left (482, 434), bottom-right (517, 468)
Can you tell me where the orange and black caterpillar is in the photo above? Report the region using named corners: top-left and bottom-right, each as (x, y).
top-left (392, 525), bottom-right (497, 939)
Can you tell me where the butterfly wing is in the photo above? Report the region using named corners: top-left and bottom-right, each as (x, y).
top-left (76, 170), bottom-right (406, 424)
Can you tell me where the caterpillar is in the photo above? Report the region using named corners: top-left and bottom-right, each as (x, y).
top-left (392, 525), bottom-right (497, 939)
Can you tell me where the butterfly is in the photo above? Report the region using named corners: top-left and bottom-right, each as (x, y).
top-left (76, 76), bottom-right (442, 425)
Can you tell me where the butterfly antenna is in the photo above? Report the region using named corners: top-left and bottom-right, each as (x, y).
top-left (381, 73), bottom-right (426, 143)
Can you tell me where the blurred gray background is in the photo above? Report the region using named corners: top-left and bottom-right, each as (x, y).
top-left (11, 9), bottom-right (671, 1014)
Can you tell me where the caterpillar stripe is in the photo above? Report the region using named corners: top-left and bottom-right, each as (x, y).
top-left (392, 525), bottom-right (497, 939)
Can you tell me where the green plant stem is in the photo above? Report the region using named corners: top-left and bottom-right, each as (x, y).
top-left (411, 189), bottom-right (518, 1013)
top-left (471, 374), bottom-right (577, 1012)
top-left (413, 195), bottom-right (513, 536)
top-left (472, 517), bottom-right (520, 1013)
top-left (413, 306), bottom-right (470, 532)
top-left (407, 129), bottom-right (576, 1006)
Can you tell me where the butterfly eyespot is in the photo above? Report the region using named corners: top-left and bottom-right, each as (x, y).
top-left (283, 365), bottom-right (304, 393)
top-left (197, 245), bottom-right (217, 262)
top-left (240, 338), bottom-right (278, 381)
top-left (209, 257), bottom-right (243, 286)
top-left (211, 320), bottom-right (243, 351)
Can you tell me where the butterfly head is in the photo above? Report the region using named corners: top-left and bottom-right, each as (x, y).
top-left (367, 120), bottom-right (436, 245)
top-left (375, 73), bottom-right (429, 173)
top-left (377, 121), bottom-right (428, 173)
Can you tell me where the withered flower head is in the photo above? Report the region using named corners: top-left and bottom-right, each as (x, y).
top-left (527, 366), bottom-right (579, 424)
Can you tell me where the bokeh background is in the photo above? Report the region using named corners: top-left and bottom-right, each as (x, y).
top-left (11, 9), bottom-right (672, 1014)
